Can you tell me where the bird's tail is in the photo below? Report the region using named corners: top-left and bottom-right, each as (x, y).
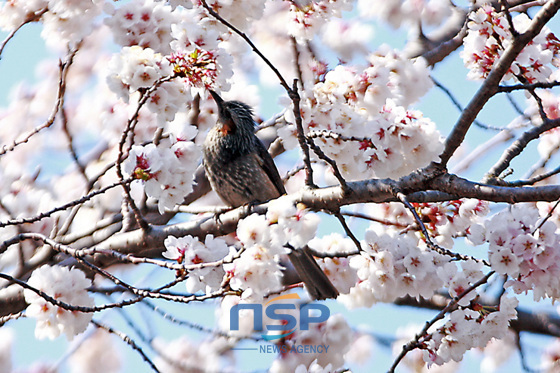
top-left (286, 246), bottom-right (339, 300)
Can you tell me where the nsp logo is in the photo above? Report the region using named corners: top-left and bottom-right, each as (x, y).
top-left (230, 293), bottom-right (330, 341)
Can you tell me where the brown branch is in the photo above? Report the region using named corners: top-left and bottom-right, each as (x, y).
top-left (410, 8), bottom-right (469, 65)
top-left (430, 173), bottom-right (560, 202)
top-left (0, 43), bottom-right (79, 156)
top-left (0, 7), bottom-right (48, 59)
top-left (503, 164), bottom-right (560, 186)
top-left (115, 76), bottom-right (173, 231)
top-left (91, 320), bottom-right (161, 373)
top-left (485, 118), bottom-right (560, 182)
top-left (438, 0), bottom-right (560, 166)
top-left (60, 107), bottom-right (88, 183)
top-left (498, 80), bottom-right (560, 93)
top-left (52, 171), bottom-right (560, 269)
top-left (0, 178), bottom-right (133, 229)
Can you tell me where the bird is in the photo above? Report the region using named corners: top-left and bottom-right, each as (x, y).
top-left (203, 90), bottom-right (339, 300)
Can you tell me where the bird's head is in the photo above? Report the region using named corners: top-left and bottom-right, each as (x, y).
top-left (209, 90), bottom-right (255, 136)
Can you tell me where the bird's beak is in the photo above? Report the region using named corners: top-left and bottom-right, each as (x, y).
top-left (209, 89), bottom-right (235, 128)
top-left (209, 90), bottom-right (224, 108)
top-left (209, 89), bottom-right (230, 123)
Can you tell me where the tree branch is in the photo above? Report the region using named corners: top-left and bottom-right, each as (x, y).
top-left (438, 0), bottom-right (560, 166)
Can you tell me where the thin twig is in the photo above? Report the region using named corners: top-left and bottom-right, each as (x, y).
top-left (307, 129), bottom-right (373, 144)
top-left (0, 43), bottom-right (79, 156)
top-left (505, 164), bottom-right (560, 186)
top-left (340, 210), bottom-right (409, 229)
top-left (394, 191), bottom-right (490, 265)
top-left (333, 211), bottom-right (362, 253)
top-left (60, 107), bottom-right (88, 183)
top-left (498, 80), bottom-right (560, 93)
top-left (499, 0), bottom-right (518, 37)
top-left (141, 299), bottom-right (263, 342)
top-left (0, 7), bottom-right (48, 59)
top-left (485, 118), bottom-right (560, 182)
top-left (388, 271), bottom-right (495, 373)
top-left (305, 136), bottom-right (348, 190)
top-left (115, 76), bottom-right (173, 231)
top-left (198, 0), bottom-right (290, 91)
top-left (431, 77), bottom-right (498, 131)
top-left (0, 178), bottom-right (132, 229)
top-left (533, 199), bottom-right (560, 234)
top-left (290, 80), bottom-right (316, 187)
top-left (91, 320), bottom-right (161, 373)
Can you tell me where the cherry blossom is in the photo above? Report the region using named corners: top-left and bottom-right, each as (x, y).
top-left (422, 295), bottom-right (518, 366)
top-left (164, 234), bottom-right (230, 293)
top-left (339, 229), bottom-right (449, 308)
top-left (280, 50), bottom-right (440, 181)
top-left (123, 132), bottom-right (201, 213)
top-left (24, 265), bottom-right (94, 340)
top-left (462, 5), bottom-right (560, 83)
top-left (485, 204), bottom-right (560, 301)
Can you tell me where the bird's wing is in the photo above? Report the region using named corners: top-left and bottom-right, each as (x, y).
top-left (254, 138), bottom-right (287, 195)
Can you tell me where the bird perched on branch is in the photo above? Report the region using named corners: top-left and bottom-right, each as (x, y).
top-left (203, 90), bottom-right (339, 300)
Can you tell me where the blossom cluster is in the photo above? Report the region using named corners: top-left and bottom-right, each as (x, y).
top-left (287, 0), bottom-right (354, 41)
top-left (123, 130), bottom-right (201, 213)
top-left (192, 0), bottom-right (266, 29)
top-left (280, 50), bottom-right (441, 180)
top-left (225, 197), bottom-right (321, 299)
top-left (462, 5), bottom-right (560, 82)
top-left (168, 49), bottom-right (220, 90)
top-left (106, 46), bottom-right (172, 102)
top-left (104, 0), bottom-right (176, 54)
top-left (167, 5), bottom-right (233, 94)
top-left (24, 265), bottom-right (94, 340)
top-left (339, 229), bottom-right (449, 308)
top-left (367, 199), bottom-right (489, 247)
top-left (423, 295), bottom-right (518, 366)
top-left (224, 244), bottom-right (285, 300)
top-left (0, 0), bottom-right (103, 50)
top-left (483, 204), bottom-right (560, 301)
top-left (105, 1), bottom-right (233, 117)
top-left (163, 235), bottom-right (230, 294)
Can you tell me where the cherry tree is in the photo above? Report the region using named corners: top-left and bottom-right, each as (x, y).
top-left (1, 0), bottom-right (560, 372)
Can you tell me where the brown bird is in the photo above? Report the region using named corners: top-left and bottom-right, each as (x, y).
top-left (203, 90), bottom-right (338, 300)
